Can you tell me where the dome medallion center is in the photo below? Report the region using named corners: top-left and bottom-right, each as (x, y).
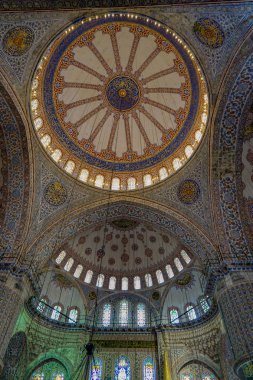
top-left (106, 76), bottom-right (140, 111)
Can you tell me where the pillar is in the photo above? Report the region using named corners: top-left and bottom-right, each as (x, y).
top-left (215, 272), bottom-right (253, 379)
top-left (0, 274), bottom-right (25, 373)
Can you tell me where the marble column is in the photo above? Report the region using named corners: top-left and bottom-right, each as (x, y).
top-left (215, 272), bottom-right (253, 380)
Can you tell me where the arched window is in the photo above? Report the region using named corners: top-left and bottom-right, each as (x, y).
top-left (145, 274), bottom-right (153, 287)
top-left (115, 356), bottom-right (130, 380)
top-left (186, 304), bottom-right (197, 321)
top-left (180, 250), bottom-right (191, 264)
top-left (174, 257), bottom-right (183, 272)
top-left (156, 269), bottom-right (164, 284)
top-left (159, 167), bottom-right (168, 180)
top-left (84, 270), bottom-right (93, 284)
top-left (79, 169), bottom-right (89, 182)
top-left (73, 264), bottom-right (83, 278)
top-left (102, 303), bottom-right (111, 327)
top-left (199, 297), bottom-right (210, 313)
top-left (119, 300), bottom-right (129, 326)
top-left (52, 372), bottom-right (65, 380)
top-left (34, 117), bottom-right (43, 130)
top-left (95, 174), bottom-right (104, 188)
top-left (41, 134), bottom-right (51, 148)
top-left (37, 298), bottom-right (47, 313)
top-left (127, 177), bottom-right (136, 190)
top-left (68, 308), bottom-right (78, 323)
top-left (202, 370), bottom-right (216, 379)
top-left (195, 130), bottom-right (203, 142)
top-left (172, 158), bottom-right (182, 171)
top-left (51, 305), bottom-right (62, 321)
top-left (165, 265), bottom-right (174, 278)
top-left (181, 373), bottom-right (193, 380)
top-left (134, 276), bottom-right (141, 290)
top-left (51, 149), bottom-right (62, 162)
top-left (143, 357), bottom-right (155, 380)
top-left (31, 371), bottom-right (45, 380)
top-left (64, 258), bottom-right (74, 272)
top-left (169, 308), bottom-right (179, 324)
top-left (64, 160), bottom-right (75, 174)
top-left (122, 277), bottom-right (128, 291)
top-left (185, 145), bottom-right (193, 158)
top-left (96, 274), bottom-right (105, 287)
top-left (90, 358), bottom-right (102, 380)
top-left (109, 276), bottom-right (116, 290)
top-left (55, 250), bottom-right (66, 264)
top-left (31, 99), bottom-right (39, 110)
top-left (111, 177), bottom-right (120, 190)
top-left (143, 174), bottom-right (152, 187)
top-left (137, 303), bottom-right (146, 327)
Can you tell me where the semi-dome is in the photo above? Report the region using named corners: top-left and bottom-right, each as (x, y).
top-left (30, 12), bottom-right (208, 190)
top-left (53, 219), bottom-right (194, 291)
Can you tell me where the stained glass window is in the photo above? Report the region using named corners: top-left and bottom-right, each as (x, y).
top-left (181, 373), bottom-right (193, 380)
top-left (170, 308), bottom-right (179, 324)
top-left (41, 134), bottom-right (51, 147)
top-left (84, 270), bottom-right (93, 284)
top-left (31, 371), bottom-right (45, 380)
top-left (199, 297), bottom-right (210, 313)
top-left (115, 356), bottom-right (130, 380)
top-left (37, 298), bottom-right (47, 313)
top-left (52, 372), bottom-right (65, 380)
top-left (143, 357), bottom-right (155, 380)
top-left (186, 305), bottom-right (197, 321)
top-left (174, 257), bottom-right (183, 272)
top-left (55, 250), bottom-right (66, 264)
top-left (202, 370), bottom-right (216, 379)
top-left (102, 303), bottom-right (112, 327)
top-left (119, 300), bottom-right (129, 326)
top-left (64, 258), bottom-right (74, 272)
top-left (137, 303), bottom-right (146, 327)
top-left (90, 358), bottom-right (102, 380)
top-left (185, 145), bottom-right (194, 158)
top-left (173, 158), bottom-right (182, 171)
top-left (51, 305), bottom-right (62, 321)
top-left (68, 308), bottom-right (78, 323)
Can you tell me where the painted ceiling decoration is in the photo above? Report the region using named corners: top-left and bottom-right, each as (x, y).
top-left (31, 12), bottom-right (208, 191)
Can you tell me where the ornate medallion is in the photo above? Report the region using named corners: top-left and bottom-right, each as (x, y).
top-left (193, 18), bottom-right (224, 48)
top-left (106, 76), bottom-right (140, 111)
top-left (44, 181), bottom-right (67, 206)
top-left (3, 26), bottom-right (34, 56)
top-left (31, 12), bottom-right (208, 190)
top-left (177, 179), bottom-right (200, 204)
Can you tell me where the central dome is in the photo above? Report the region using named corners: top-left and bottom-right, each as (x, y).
top-left (31, 12), bottom-right (208, 190)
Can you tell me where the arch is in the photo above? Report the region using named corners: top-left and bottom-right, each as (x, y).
top-left (115, 355), bottom-right (130, 380)
top-left (25, 200), bottom-right (218, 273)
top-left (0, 75), bottom-right (32, 261)
top-left (211, 34), bottom-right (253, 260)
top-left (25, 353), bottom-right (72, 380)
top-left (176, 354), bottom-right (221, 380)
